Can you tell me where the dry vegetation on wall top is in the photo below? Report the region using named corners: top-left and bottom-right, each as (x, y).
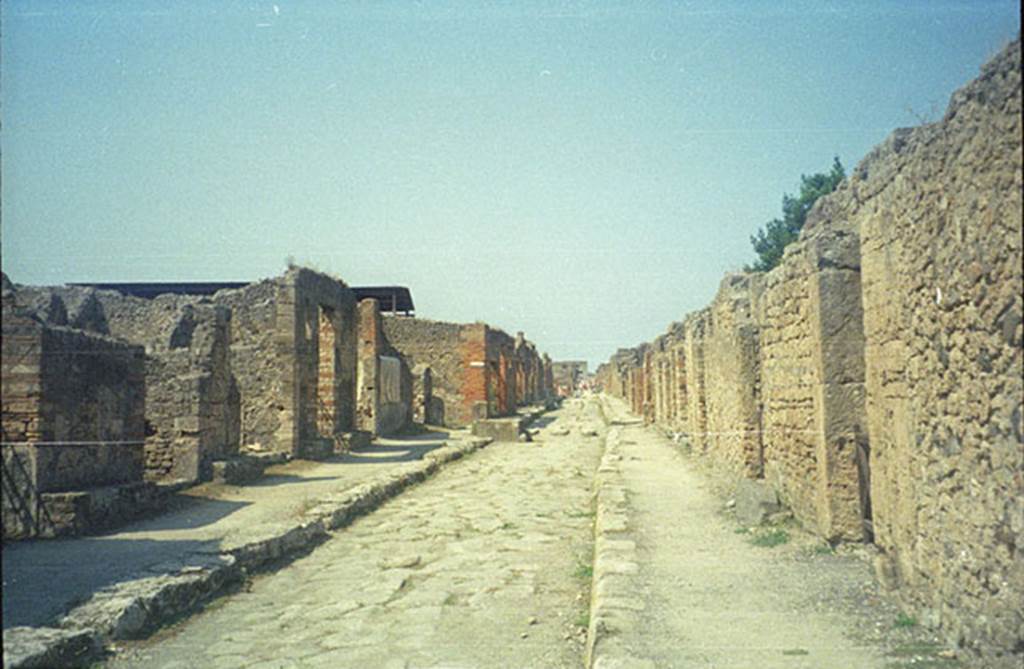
top-left (596, 38), bottom-right (1022, 669)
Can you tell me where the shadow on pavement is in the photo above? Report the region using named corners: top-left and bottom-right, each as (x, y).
top-left (338, 442), bottom-right (444, 464)
top-left (531, 415), bottom-right (558, 429)
top-left (2, 536), bottom-right (222, 629)
top-left (244, 475), bottom-right (342, 488)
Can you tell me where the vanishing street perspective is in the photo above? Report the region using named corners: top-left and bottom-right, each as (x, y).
top-left (1, 4), bottom-right (1021, 669)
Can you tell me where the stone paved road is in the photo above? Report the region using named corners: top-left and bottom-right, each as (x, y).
top-left (108, 400), bottom-right (605, 669)
top-left (3, 431), bottom-right (455, 629)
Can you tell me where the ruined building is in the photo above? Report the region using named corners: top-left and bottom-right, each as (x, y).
top-left (598, 39), bottom-right (1022, 668)
top-left (381, 318), bottom-right (553, 428)
top-left (3, 267), bottom-right (554, 539)
top-left (552, 360), bottom-right (588, 397)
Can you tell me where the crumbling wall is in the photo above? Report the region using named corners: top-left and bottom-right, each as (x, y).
top-left (854, 39), bottom-right (1022, 665)
top-left (102, 294), bottom-right (240, 482)
top-left (703, 274), bottom-right (764, 478)
top-left (213, 280), bottom-right (282, 451)
top-left (2, 292), bottom-right (147, 539)
top-left (215, 268), bottom-right (357, 458)
top-left (11, 285), bottom-right (241, 482)
top-left (382, 317), bottom-right (467, 427)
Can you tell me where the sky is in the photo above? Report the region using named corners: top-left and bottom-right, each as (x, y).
top-left (2, 1), bottom-right (1019, 368)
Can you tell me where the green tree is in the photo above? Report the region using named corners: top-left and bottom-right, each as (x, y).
top-left (746, 157), bottom-right (845, 272)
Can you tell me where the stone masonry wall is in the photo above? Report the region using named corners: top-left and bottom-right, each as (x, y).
top-left (703, 273), bottom-right (764, 478)
top-left (9, 284), bottom-right (240, 483)
top-left (212, 279), bottom-right (282, 451)
top-left (2, 290), bottom-right (147, 539)
top-left (757, 213), bottom-right (869, 542)
top-left (683, 311), bottom-right (709, 454)
top-left (382, 317), bottom-right (467, 427)
top-left (854, 40), bottom-right (1022, 665)
top-left (598, 39), bottom-right (1022, 666)
top-left (103, 295), bottom-right (240, 482)
top-left (356, 299), bottom-right (412, 436)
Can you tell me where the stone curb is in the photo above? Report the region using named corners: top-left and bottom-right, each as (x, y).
top-left (3, 436), bottom-right (492, 669)
top-left (585, 415), bottom-right (655, 669)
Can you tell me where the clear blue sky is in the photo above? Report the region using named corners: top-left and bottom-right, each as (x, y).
top-left (2, 1), bottom-right (1019, 368)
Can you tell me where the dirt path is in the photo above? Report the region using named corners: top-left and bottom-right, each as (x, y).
top-left (592, 395), bottom-right (955, 669)
top-left (108, 401), bottom-right (604, 668)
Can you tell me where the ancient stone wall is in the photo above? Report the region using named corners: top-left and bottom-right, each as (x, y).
top-left (215, 268), bottom-right (357, 458)
top-left (597, 39), bottom-right (1022, 666)
top-left (8, 284), bottom-right (240, 483)
top-left (2, 293), bottom-right (147, 538)
top-left (703, 273), bottom-right (764, 478)
top-left (382, 317), bottom-right (467, 427)
top-left (356, 299), bottom-right (412, 436)
top-left (486, 328), bottom-right (517, 417)
top-left (106, 296), bottom-right (241, 482)
top-left (213, 279), bottom-right (282, 451)
top-left (756, 214), bottom-right (869, 542)
top-left (853, 40), bottom-right (1022, 665)
top-left (682, 311), bottom-right (709, 453)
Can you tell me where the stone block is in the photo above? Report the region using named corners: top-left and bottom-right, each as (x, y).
top-left (734, 478), bottom-right (781, 526)
top-left (471, 416), bottom-right (527, 442)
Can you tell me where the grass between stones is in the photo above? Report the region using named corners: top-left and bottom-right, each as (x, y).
top-left (894, 612), bottom-right (919, 628)
top-left (574, 561), bottom-right (594, 579)
top-left (749, 528), bottom-right (790, 547)
top-left (884, 641), bottom-right (961, 668)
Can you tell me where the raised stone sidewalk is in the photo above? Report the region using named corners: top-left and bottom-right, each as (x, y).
top-left (2, 429), bottom-right (492, 669)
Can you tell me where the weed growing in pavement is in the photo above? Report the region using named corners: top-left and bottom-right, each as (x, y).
top-left (733, 527), bottom-right (750, 534)
top-left (500, 521), bottom-right (517, 530)
top-left (749, 528), bottom-right (789, 547)
top-left (575, 612), bottom-right (590, 629)
top-left (293, 496), bottom-right (318, 518)
top-left (885, 642), bottom-right (960, 668)
top-left (887, 642), bottom-right (943, 657)
top-left (565, 509), bottom-right (595, 519)
top-left (782, 648), bottom-right (809, 656)
top-left (894, 612), bottom-right (918, 628)
top-left (574, 561), bottom-right (594, 579)
top-left (812, 543), bottom-right (836, 555)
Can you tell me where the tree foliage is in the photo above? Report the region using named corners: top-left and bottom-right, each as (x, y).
top-left (746, 157), bottom-right (845, 272)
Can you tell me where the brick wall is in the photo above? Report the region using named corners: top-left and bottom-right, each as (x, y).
top-left (10, 285), bottom-right (240, 483)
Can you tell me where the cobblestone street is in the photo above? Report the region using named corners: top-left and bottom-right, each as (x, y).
top-left (108, 401), bottom-right (606, 669)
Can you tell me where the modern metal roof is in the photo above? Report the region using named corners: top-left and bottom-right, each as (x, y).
top-left (351, 286), bottom-right (414, 315)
